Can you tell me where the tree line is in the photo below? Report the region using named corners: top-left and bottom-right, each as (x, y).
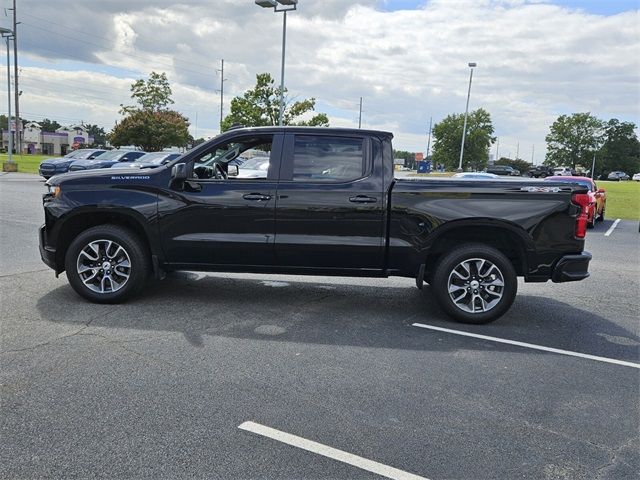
top-left (10, 70), bottom-right (638, 175)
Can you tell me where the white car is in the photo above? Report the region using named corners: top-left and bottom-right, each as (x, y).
top-left (554, 167), bottom-right (574, 176)
top-left (633, 173), bottom-right (640, 182)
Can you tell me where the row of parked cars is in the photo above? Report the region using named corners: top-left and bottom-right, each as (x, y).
top-left (486, 164), bottom-right (637, 181)
top-left (38, 149), bottom-right (181, 179)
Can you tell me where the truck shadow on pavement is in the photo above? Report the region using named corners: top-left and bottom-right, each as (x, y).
top-left (37, 272), bottom-right (639, 363)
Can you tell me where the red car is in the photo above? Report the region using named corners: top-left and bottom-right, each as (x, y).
top-left (546, 176), bottom-right (606, 228)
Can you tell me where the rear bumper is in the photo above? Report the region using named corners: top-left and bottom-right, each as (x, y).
top-left (552, 251), bottom-right (591, 283)
top-left (39, 224), bottom-right (57, 272)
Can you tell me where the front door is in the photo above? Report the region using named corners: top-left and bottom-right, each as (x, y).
top-left (159, 133), bottom-right (283, 267)
top-left (274, 133), bottom-right (385, 271)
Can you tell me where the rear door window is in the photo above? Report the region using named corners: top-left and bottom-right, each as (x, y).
top-left (292, 136), bottom-right (365, 182)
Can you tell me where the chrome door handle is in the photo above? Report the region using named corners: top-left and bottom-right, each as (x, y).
top-left (243, 193), bottom-right (271, 201)
top-left (349, 195), bottom-right (377, 204)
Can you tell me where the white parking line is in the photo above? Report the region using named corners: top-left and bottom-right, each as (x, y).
top-left (604, 218), bottom-right (621, 236)
top-left (238, 421), bottom-right (428, 480)
top-left (412, 323), bottom-right (640, 369)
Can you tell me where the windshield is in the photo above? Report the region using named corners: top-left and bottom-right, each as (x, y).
top-left (135, 152), bottom-right (177, 165)
top-left (73, 150), bottom-right (104, 160)
top-left (92, 150), bottom-right (128, 161)
top-left (65, 150), bottom-right (91, 159)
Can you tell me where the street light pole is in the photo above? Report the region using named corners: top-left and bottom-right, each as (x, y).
top-left (12, 0), bottom-right (20, 155)
top-left (1, 27), bottom-right (14, 167)
top-left (457, 62), bottom-right (476, 172)
top-left (256, 0), bottom-right (298, 127)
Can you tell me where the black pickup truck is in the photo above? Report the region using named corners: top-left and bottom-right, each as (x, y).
top-left (40, 127), bottom-right (592, 323)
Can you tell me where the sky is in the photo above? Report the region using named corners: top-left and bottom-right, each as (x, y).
top-left (1, 0), bottom-right (639, 163)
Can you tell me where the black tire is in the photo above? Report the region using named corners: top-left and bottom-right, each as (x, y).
top-left (64, 224), bottom-right (149, 303)
top-left (431, 243), bottom-right (517, 324)
top-left (540, 173), bottom-right (547, 178)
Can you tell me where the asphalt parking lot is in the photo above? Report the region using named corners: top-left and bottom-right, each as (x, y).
top-left (1, 172), bottom-right (639, 479)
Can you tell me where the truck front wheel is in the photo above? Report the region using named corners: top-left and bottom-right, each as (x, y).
top-left (431, 244), bottom-right (517, 324)
top-left (64, 224), bottom-right (149, 303)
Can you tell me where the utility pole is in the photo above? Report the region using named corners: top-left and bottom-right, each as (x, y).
top-left (219, 59), bottom-right (224, 131)
top-left (426, 116), bottom-right (432, 159)
top-left (531, 144), bottom-right (535, 165)
top-left (358, 97), bottom-right (363, 129)
top-left (12, 0), bottom-right (20, 154)
top-left (495, 137), bottom-right (499, 160)
top-left (515, 141), bottom-right (519, 160)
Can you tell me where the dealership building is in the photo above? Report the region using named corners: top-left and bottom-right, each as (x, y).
top-left (2, 122), bottom-right (94, 155)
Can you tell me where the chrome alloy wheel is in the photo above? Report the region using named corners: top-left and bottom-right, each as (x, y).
top-left (447, 258), bottom-right (505, 313)
top-left (76, 239), bottom-right (131, 294)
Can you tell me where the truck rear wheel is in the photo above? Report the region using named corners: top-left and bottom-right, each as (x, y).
top-left (64, 224), bottom-right (149, 303)
top-left (431, 244), bottom-right (517, 324)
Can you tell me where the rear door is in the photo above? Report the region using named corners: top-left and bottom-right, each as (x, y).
top-left (274, 133), bottom-right (385, 270)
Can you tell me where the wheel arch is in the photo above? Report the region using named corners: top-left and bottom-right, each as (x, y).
top-left (53, 208), bottom-right (159, 274)
top-left (422, 220), bottom-right (535, 280)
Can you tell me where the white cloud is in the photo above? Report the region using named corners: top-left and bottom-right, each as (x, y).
top-left (6, 0), bottom-right (639, 161)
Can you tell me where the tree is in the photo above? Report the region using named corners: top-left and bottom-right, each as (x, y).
top-left (495, 157), bottom-right (532, 173)
top-left (109, 72), bottom-right (191, 151)
top-left (597, 119), bottom-right (639, 176)
top-left (39, 118), bottom-right (62, 132)
top-left (109, 110), bottom-right (191, 152)
top-left (431, 109), bottom-right (495, 171)
top-left (544, 113), bottom-right (603, 169)
top-left (124, 71), bottom-right (174, 113)
top-left (85, 124), bottom-right (107, 146)
top-left (220, 73), bottom-right (329, 131)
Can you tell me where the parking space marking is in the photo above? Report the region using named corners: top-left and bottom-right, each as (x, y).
top-left (412, 323), bottom-right (640, 369)
top-left (238, 421), bottom-right (428, 480)
top-left (604, 218), bottom-right (621, 236)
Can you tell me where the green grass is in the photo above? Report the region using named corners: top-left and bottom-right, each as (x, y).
top-left (597, 180), bottom-right (640, 221)
top-left (0, 153), bottom-right (50, 174)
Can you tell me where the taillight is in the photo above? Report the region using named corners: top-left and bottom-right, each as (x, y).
top-left (572, 193), bottom-right (590, 239)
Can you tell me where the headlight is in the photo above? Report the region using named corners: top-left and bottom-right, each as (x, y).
top-left (47, 185), bottom-right (61, 197)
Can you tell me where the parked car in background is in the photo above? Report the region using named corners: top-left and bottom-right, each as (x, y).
top-left (528, 165), bottom-right (555, 178)
top-left (236, 156), bottom-right (270, 178)
top-left (452, 172), bottom-right (500, 179)
top-left (607, 171), bottom-right (630, 181)
top-left (111, 152), bottom-right (181, 169)
top-left (632, 173), bottom-right (640, 182)
top-left (485, 165), bottom-right (515, 176)
top-left (39, 149), bottom-right (107, 179)
top-left (69, 150), bottom-right (146, 171)
top-left (510, 169), bottom-right (521, 176)
top-left (553, 166), bottom-right (575, 176)
top-left (546, 176), bottom-right (606, 228)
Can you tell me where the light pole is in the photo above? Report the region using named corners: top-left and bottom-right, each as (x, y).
top-left (255, 0), bottom-right (298, 126)
top-left (457, 62), bottom-right (476, 172)
top-left (1, 27), bottom-right (15, 168)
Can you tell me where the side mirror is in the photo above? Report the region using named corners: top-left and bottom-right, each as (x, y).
top-left (171, 163), bottom-right (187, 189)
top-left (228, 165), bottom-right (239, 177)
top-left (172, 163), bottom-right (187, 180)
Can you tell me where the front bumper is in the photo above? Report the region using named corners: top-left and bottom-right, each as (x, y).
top-left (552, 251), bottom-right (592, 283)
top-left (39, 224), bottom-right (57, 272)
